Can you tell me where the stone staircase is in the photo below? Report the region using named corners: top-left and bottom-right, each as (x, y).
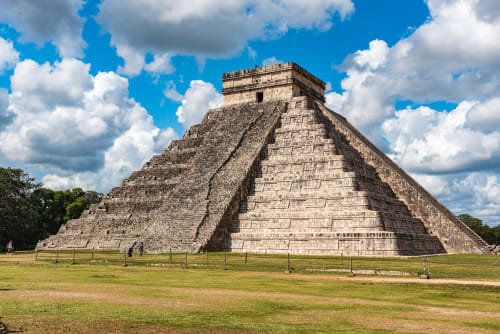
top-left (37, 61), bottom-right (490, 256)
top-left (226, 97), bottom-right (445, 255)
top-left (36, 95), bottom-right (490, 256)
top-left (38, 101), bottom-right (288, 253)
top-left (315, 103), bottom-right (490, 254)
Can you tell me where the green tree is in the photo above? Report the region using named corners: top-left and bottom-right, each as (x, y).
top-left (458, 213), bottom-right (500, 245)
top-left (0, 167), bottom-right (40, 249)
top-left (31, 187), bottom-right (103, 237)
top-left (1, 167), bottom-right (104, 250)
top-left (30, 188), bottom-right (72, 237)
top-left (65, 189), bottom-right (102, 220)
top-left (66, 200), bottom-right (85, 220)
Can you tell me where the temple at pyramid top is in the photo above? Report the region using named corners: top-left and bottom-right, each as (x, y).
top-left (37, 62), bottom-right (492, 256)
top-left (222, 62), bottom-right (326, 105)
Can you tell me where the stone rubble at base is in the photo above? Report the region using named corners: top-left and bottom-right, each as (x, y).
top-left (37, 63), bottom-right (491, 256)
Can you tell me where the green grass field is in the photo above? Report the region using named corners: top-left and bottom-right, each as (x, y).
top-left (1, 251), bottom-right (499, 333)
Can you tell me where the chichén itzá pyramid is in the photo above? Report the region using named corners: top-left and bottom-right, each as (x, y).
top-left (38, 63), bottom-right (491, 256)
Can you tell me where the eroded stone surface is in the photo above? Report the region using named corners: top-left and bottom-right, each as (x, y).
top-left (38, 63), bottom-right (490, 255)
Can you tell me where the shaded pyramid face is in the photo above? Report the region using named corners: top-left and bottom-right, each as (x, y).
top-left (38, 101), bottom-right (290, 253)
top-left (38, 63), bottom-right (490, 256)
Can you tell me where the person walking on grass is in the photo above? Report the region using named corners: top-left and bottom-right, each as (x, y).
top-left (138, 242), bottom-right (144, 256)
top-left (6, 241), bottom-right (14, 254)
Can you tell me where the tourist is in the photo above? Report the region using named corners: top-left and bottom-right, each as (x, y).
top-left (127, 241), bottom-right (136, 257)
top-left (6, 241), bottom-right (14, 254)
top-left (138, 242), bottom-right (144, 256)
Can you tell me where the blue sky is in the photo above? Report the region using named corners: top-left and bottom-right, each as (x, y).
top-left (0, 0), bottom-right (500, 226)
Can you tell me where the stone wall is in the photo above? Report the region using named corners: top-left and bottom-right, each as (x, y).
top-left (317, 103), bottom-right (490, 254)
top-left (222, 63), bottom-right (325, 105)
top-left (223, 84), bottom-right (295, 105)
top-left (225, 96), bottom-right (444, 256)
top-left (37, 101), bottom-right (287, 253)
top-left (37, 63), bottom-right (490, 256)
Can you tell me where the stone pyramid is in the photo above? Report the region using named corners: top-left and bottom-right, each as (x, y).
top-left (38, 63), bottom-right (490, 255)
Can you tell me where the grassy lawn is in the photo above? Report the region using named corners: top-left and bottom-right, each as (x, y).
top-left (1, 251), bottom-right (499, 333)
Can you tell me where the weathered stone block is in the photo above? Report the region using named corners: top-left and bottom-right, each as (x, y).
top-left (37, 63), bottom-right (490, 256)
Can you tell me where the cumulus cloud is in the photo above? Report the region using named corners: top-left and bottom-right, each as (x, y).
top-left (466, 97), bottom-right (500, 133)
top-left (328, 0), bottom-right (500, 172)
top-left (176, 80), bottom-right (223, 128)
top-left (380, 100), bottom-right (500, 224)
top-left (262, 56), bottom-right (284, 66)
top-left (326, 0), bottom-right (500, 224)
top-left (382, 103), bottom-right (500, 174)
top-left (0, 58), bottom-right (178, 191)
top-left (412, 172), bottom-right (500, 226)
top-left (97, 0), bottom-right (354, 75)
top-left (0, 0), bottom-right (86, 58)
top-left (0, 36), bottom-right (19, 73)
top-left (328, 0), bottom-right (500, 131)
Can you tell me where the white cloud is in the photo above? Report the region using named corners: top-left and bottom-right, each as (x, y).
top-left (326, 0), bottom-right (500, 225)
top-left (154, 127), bottom-right (178, 152)
top-left (0, 88), bottom-right (14, 132)
top-left (97, 0), bottom-right (354, 76)
top-left (163, 81), bottom-right (183, 102)
top-left (10, 58), bottom-right (93, 113)
top-left (0, 58), bottom-right (178, 191)
top-left (352, 39), bottom-right (389, 70)
top-left (328, 0), bottom-right (500, 131)
top-left (327, 0), bottom-right (500, 171)
top-left (262, 56), bottom-right (283, 66)
top-left (410, 172), bottom-right (500, 226)
top-left (115, 44), bottom-right (145, 77)
top-left (382, 103), bottom-right (500, 174)
top-left (247, 46), bottom-right (257, 62)
top-left (0, 0), bottom-right (86, 58)
top-left (176, 80), bottom-right (222, 128)
top-left (144, 53), bottom-right (175, 76)
top-left (41, 125), bottom-right (178, 191)
top-left (411, 173), bottom-right (450, 198)
top-left (466, 97), bottom-right (500, 133)
top-left (0, 36), bottom-right (19, 73)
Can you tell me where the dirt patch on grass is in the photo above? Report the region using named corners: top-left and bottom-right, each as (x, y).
top-left (0, 289), bottom-right (199, 309)
top-left (349, 315), bottom-right (497, 334)
top-left (0, 255), bottom-right (34, 262)
top-left (423, 306), bottom-right (500, 318)
top-left (166, 286), bottom-right (393, 305)
top-left (3, 281), bottom-right (401, 309)
top-left (8, 279), bottom-right (500, 314)
top-left (4, 315), bottom-right (255, 334)
top-left (263, 272), bottom-right (500, 286)
top-left (266, 308), bottom-right (499, 333)
top-left (265, 309), bottom-right (338, 325)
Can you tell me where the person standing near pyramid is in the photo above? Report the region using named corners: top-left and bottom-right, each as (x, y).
top-left (6, 241), bottom-right (14, 254)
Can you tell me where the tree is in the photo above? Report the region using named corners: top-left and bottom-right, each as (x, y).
top-left (65, 189), bottom-right (102, 220)
top-left (458, 214), bottom-right (500, 245)
top-left (1, 167), bottom-right (103, 250)
top-left (0, 167), bottom-right (40, 249)
top-left (31, 187), bottom-right (103, 237)
top-left (30, 188), bottom-right (72, 237)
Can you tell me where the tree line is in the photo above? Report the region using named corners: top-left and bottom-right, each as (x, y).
top-left (0, 167), bottom-right (102, 250)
